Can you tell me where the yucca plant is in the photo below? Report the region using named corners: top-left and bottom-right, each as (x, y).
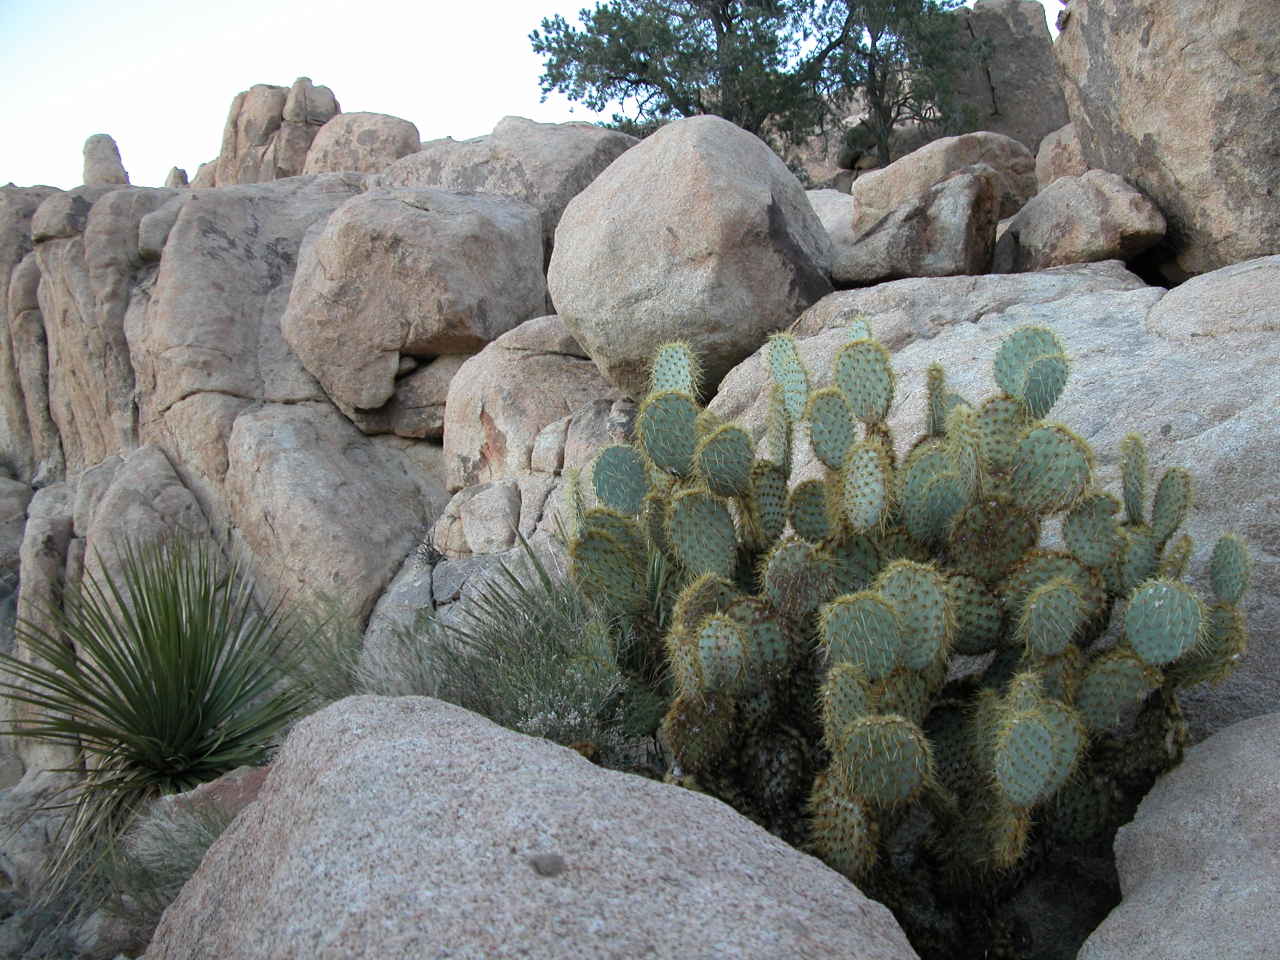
top-left (0, 534), bottom-right (308, 898)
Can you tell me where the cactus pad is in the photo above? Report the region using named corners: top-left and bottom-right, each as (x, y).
top-left (695, 613), bottom-right (750, 693)
top-left (834, 339), bottom-right (895, 423)
top-left (1076, 649), bottom-right (1159, 732)
top-left (1119, 433), bottom-right (1148, 526)
top-left (949, 498), bottom-right (1040, 586)
top-left (767, 333), bottom-right (810, 423)
top-left (667, 488), bottom-right (738, 579)
top-left (1209, 533), bottom-right (1251, 606)
top-left (1010, 424), bottom-right (1092, 515)
top-left (820, 661), bottom-right (872, 742)
top-left (747, 461), bottom-right (789, 548)
top-left (637, 390), bottom-right (699, 477)
top-left (1063, 490), bottom-right (1122, 568)
top-left (789, 478), bottom-right (836, 544)
top-left (842, 440), bottom-right (894, 533)
top-left (875, 560), bottom-right (952, 670)
top-left (975, 394), bottom-right (1027, 474)
top-left (992, 326), bottom-right (1068, 419)
top-left (694, 424), bottom-right (754, 497)
top-left (809, 773), bottom-right (879, 878)
top-left (592, 444), bottom-right (648, 516)
top-left (821, 591), bottom-right (903, 680)
top-left (948, 574), bottom-right (1004, 655)
top-left (1017, 576), bottom-right (1086, 657)
top-left (1151, 467), bottom-right (1193, 544)
top-left (649, 341), bottom-right (701, 397)
top-left (833, 714), bottom-right (933, 807)
top-left (807, 387), bottom-right (857, 470)
top-left (1125, 578), bottom-right (1204, 666)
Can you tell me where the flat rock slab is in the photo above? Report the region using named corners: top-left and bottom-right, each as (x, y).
top-left (146, 696), bottom-right (920, 960)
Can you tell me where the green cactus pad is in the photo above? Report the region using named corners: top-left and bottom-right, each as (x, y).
top-left (762, 538), bottom-right (834, 619)
top-left (764, 384), bottom-right (792, 473)
top-left (988, 802), bottom-right (1033, 869)
top-left (948, 574), bottom-right (1004, 656)
top-left (945, 405), bottom-right (981, 498)
top-left (660, 691), bottom-right (736, 773)
top-left (992, 710), bottom-right (1058, 808)
top-left (1063, 490), bottom-right (1122, 568)
top-left (870, 667), bottom-right (931, 727)
top-left (833, 714), bottom-right (933, 807)
top-left (834, 339), bottom-right (895, 424)
top-left (845, 316), bottom-right (874, 341)
top-left (747, 461), bottom-right (789, 549)
top-left (591, 444), bottom-right (648, 516)
top-left (809, 773), bottom-right (879, 879)
top-left (1166, 602), bottom-right (1247, 688)
top-left (641, 491), bottom-right (669, 552)
top-left (694, 408), bottom-right (725, 437)
top-left (820, 661), bottom-right (872, 744)
top-left (1002, 551), bottom-right (1105, 627)
top-left (876, 524), bottom-right (933, 565)
top-left (948, 498), bottom-right (1040, 586)
top-left (1017, 576), bottom-right (1086, 657)
top-left (695, 613), bottom-right (750, 693)
top-left (667, 488), bottom-right (738, 579)
top-left (789, 478), bottom-right (837, 544)
top-left (842, 440), bottom-right (894, 533)
top-left (1151, 467), bottom-right (1193, 544)
top-left (636, 390), bottom-right (699, 477)
top-left (807, 387), bottom-right (857, 470)
top-left (1076, 649), bottom-right (1160, 732)
top-left (821, 591), bottom-right (903, 680)
top-left (1158, 534), bottom-right (1193, 580)
top-left (767, 333), bottom-right (810, 423)
top-left (828, 534), bottom-right (881, 595)
top-left (570, 528), bottom-right (647, 609)
top-left (900, 442), bottom-right (969, 545)
top-left (693, 424), bottom-right (754, 498)
top-left (665, 627), bottom-right (700, 699)
top-left (1118, 433), bottom-right (1148, 525)
top-left (926, 363), bottom-right (971, 438)
top-left (992, 326), bottom-right (1069, 420)
top-left (649, 341), bottom-right (701, 398)
top-left (671, 573), bottom-right (739, 633)
top-left (1125, 578), bottom-right (1205, 666)
top-left (1038, 699), bottom-right (1085, 796)
top-left (1108, 525), bottom-right (1160, 597)
top-left (975, 394), bottom-right (1028, 475)
top-left (1010, 423), bottom-right (1092, 515)
top-left (875, 560), bottom-right (953, 670)
top-left (1209, 533), bottom-right (1251, 606)
top-left (580, 507), bottom-right (646, 555)
top-left (725, 596), bottom-right (790, 674)
top-left (1030, 645), bottom-right (1084, 704)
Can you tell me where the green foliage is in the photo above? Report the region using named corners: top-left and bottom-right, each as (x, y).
top-left (566, 331), bottom-right (1251, 957)
top-left (0, 535), bottom-right (308, 900)
top-left (530, 0), bottom-right (975, 159)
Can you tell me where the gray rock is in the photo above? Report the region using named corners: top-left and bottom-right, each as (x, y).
top-left (1077, 713), bottom-right (1280, 960)
top-left (834, 164), bottom-right (999, 285)
top-left (144, 696), bottom-right (920, 960)
top-left (0, 476), bottom-right (32, 582)
top-left (282, 188), bottom-right (545, 414)
top-left (302, 112), bottom-right (420, 175)
top-left (82, 134), bottom-right (129, 187)
top-left (1055, 0), bottom-right (1280, 276)
top-left (949, 0), bottom-right (1069, 153)
top-left (377, 116), bottom-right (637, 265)
top-left (1035, 123), bottom-right (1086, 189)
top-left (548, 114), bottom-right (833, 400)
top-left (163, 167), bottom-right (188, 188)
top-left (992, 170), bottom-right (1165, 272)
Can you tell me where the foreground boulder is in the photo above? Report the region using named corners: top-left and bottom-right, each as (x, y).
top-left (146, 696), bottom-right (919, 960)
top-left (548, 114), bottom-right (833, 399)
top-left (1055, 0), bottom-right (1280, 276)
top-left (1077, 712), bottom-right (1280, 960)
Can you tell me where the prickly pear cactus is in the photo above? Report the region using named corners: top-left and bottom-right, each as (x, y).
top-left (566, 327), bottom-right (1251, 954)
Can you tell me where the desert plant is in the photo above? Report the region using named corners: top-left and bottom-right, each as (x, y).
top-left (0, 534), bottom-right (308, 899)
top-left (565, 327), bottom-right (1250, 956)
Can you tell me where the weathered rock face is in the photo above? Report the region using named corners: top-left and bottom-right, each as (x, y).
top-left (807, 188), bottom-right (858, 259)
top-left (376, 116), bottom-right (637, 265)
top-left (144, 696), bottom-right (920, 960)
top-left (442, 315), bottom-right (625, 491)
top-left (993, 170), bottom-right (1165, 272)
top-left (212, 78), bottom-right (340, 187)
top-left (0, 477), bottom-right (32, 582)
top-left (1055, 0), bottom-right (1280, 276)
top-left (82, 134), bottom-right (129, 187)
top-left (849, 131), bottom-right (1036, 238)
top-left (302, 112), bottom-right (420, 175)
top-left (548, 114), bottom-right (833, 400)
top-left (950, 0), bottom-right (1069, 153)
top-left (1035, 123), bottom-right (1086, 188)
top-left (834, 165), bottom-right (999, 285)
top-left (282, 188), bottom-right (546, 416)
top-left (710, 257), bottom-right (1279, 739)
top-left (0, 185), bottom-right (60, 483)
top-left (33, 186), bottom-right (176, 476)
top-left (163, 167), bottom-right (188, 188)
top-left (1077, 713), bottom-right (1280, 960)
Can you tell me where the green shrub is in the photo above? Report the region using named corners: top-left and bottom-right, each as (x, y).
top-left (0, 534), bottom-right (308, 899)
top-left (564, 326), bottom-right (1251, 956)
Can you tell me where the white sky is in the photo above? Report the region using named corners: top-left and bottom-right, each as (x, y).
top-left (0, 0), bottom-right (1060, 191)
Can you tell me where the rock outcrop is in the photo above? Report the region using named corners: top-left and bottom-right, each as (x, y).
top-left (1077, 712), bottom-right (1280, 960)
top-left (211, 78), bottom-right (340, 187)
top-left (144, 696), bottom-right (921, 960)
top-left (302, 112), bottom-right (420, 175)
top-left (81, 134), bottom-right (129, 187)
top-left (1034, 123), bottom-right (1086, 188)
top-left (281, 187), bottom-right (545, 418)
top-left (992, 170), bottom-right (1165, 272)
top-left (1055, 0), bottom-right (1280, 276)
top-left (950, 0), bottom-right (1069, 153)
top-left (548, 115), bottom-right (833, 400)
top-left (377, 116), bottom-right (637, 266)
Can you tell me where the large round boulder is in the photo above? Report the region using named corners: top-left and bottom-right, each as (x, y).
top-left (547, 115), bottom-right (833, 400)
